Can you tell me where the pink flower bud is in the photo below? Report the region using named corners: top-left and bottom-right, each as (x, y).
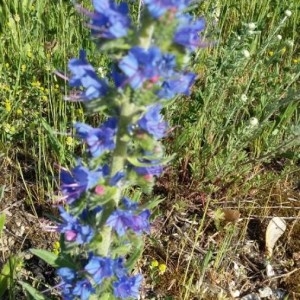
top-left (95, 185), bottom-right (105, 195)
top-left (65, 230), bottom-right (77, 242)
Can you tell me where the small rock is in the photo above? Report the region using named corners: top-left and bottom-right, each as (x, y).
top-left (259, 287), bottom-right (273, 298)
top-left (241, 294), bottom-right (261, 300)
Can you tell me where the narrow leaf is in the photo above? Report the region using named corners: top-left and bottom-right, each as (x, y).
top-left (30, 249), bottom-right (59, 268)
top-left (20, 282), bottom-right (48, 300)
top-left (0, 256), bottom-right (23, 298)
top-left (30, 248), bottom-right (76, 269)
top-left (0, 213), bottom-right (6, 234)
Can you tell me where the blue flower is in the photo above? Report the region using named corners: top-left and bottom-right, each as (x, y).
top-left (134, 163), bottom-right (164, 177)
top-left (174, 14), bottom-right (206, 51)
top-left (60, 164), bottom-right (105, 203)
top-left (137, 104), bottom-right (168, 139)
top-left (130, 210), bottom-right (151, 234)
top-left (158, 72), bottom-right (196, 99)
top-left (118, 46), bottom-right (163, 89)
top-left (109, 171), bottom-right (125, 186)
top-left (144, 0), bottom-right (191, 18)
top-left (158, 53), bottom-right (177, 77)
top-left (90, 0), bottom-right (130, 39)
top-left (106, 209), bottom-right (150, 236)
top-left (57, 267), bottom-right (76, 283)
top-left (68, 50), bottom-right (108, 101)
top-left (113, 257), bottom-right (127, 278)
top-left (73, 279), bottom-right (95, 300)
top-left (106, 209), bottom-right (132, 236)
top-left (113, 274), bottom-right (143, 299)
top-left (122, 197), bottom-right (138, 211)
top-left (75, 118), bottom-right (118, 157)
top-left (79, 205), bottom-right (102, 221)
top-left (84, 256), bottom-right (114, 284)
top-left (58, 206), bottom-right (94, 244)
top-left (60, 282), bottom-right (73, 300)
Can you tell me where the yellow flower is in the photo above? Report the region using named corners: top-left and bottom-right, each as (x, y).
top-left (31, 80), bottom-right (41, 88)
top-left (41, 95), bottom-right (48, 101)
top-left (14, 14), bottom-right (20, 22)
top-left (3, 123), bottom-right (15, 134)
top-left (150, 260), bottom-right (159, 268)
top-left (158, 263), bottom-right (167, 274)
top-left (5, 63), bottom-right (9, 68)
top-left (27, 51), bottom-right (33, 58)
top-left (76, 108), bottom-right (84, 117)
top-left (292, 58), bottom-right (299, 64)
top-left (268, 51), bottom-right (274, 57)
top-left (280, 47), bottom-right (286, 54)
top-left (16, 108), bottom-right (23, 116)
top-left (21, 64), bottom-right (26, 72)
top-left (53, 241), bottom-right (60, 255)
top-left (5, 100), bottom-right (11, 112)
top-left (66, 136), bottom-right (75, 147)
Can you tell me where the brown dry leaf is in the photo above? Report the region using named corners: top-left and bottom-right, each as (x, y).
top-left (265, 217), bottom-right (286, 257)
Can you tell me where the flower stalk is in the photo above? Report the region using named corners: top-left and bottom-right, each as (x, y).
top-left (32, 1), bottom-right (207, 299)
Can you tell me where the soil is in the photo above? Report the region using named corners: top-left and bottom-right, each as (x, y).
top-left (1, 152), bottom-right (299, 299)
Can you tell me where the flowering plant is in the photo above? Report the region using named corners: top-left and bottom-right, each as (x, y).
top-left (27, 1), bottom-right (206, 299)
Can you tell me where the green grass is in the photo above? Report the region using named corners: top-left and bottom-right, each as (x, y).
top-left (0, 0), bottom-right (299, 299)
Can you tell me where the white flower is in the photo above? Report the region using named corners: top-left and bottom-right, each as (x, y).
top-left (97, 67), bottom-right (105, 77)
top-left (287, 40), bottom-right (294, 47)
top-left (242, 49), bottom-right (250, 58)
top-left (241, 94), bottom-right (248, 102)
top-left (249, 117), bottom-right (259, 127)
top-left (284, 10), bottom-right (292, 17)
top-left (277, 34), bottom-right (282, 40)
top-left (248, 22), bottom-right (256, 30)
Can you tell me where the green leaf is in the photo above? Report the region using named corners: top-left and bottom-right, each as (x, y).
top-left (98, 293), bottom-right (115, 300)
top-left (127, 154), bottom-right (175, 167)
top-left (0, 256), bottom-right (23, 298)
top-left (111, 243), bottom-right (132, 257)
top-left (30, 249), bottom-right (59, 267)
top-left (126, 237), bottom-right (144, 271)
top-left (142, 195), bottom-right (164, 211)
top-left (20, 282), bottom-right (48, 300)
top-left (30, 249), bottom-right (76, 269)
top-left (0, 213), bottom-right (6, 235)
